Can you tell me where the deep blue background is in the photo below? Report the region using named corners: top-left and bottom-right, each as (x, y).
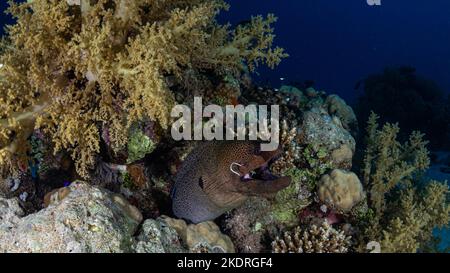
top-left (2, 0), bottom-right (450, 102)
top-left (220, 0), bottom-right (450, 102)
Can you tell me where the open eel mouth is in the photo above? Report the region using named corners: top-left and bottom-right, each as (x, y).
top-left (240, 150), bottom-right (283, 182)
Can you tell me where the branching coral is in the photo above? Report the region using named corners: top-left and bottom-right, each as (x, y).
top-left (362, 112), bottom-right (430, 217)
top-left (358, 112), bottom-right (450, 253)
top-left (0, 0), bottom-right (287, 178)
top-left (272, 221), bottom-right (351, 253)
top-left (378, 181), bottom-right (450, 252)
top-left (270, 120), bottom-right (300, 173)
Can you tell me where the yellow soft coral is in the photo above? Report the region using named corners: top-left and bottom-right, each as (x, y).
top-left (360, 112), bottom-right (449, 253)
top-left (0, 0), bottom-right (287, 178)
top-left (362, 112), bottom-right (430, 216)
top-left (379, 181), bottom-right (450, 253)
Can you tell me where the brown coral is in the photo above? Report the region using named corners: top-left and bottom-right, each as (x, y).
top-left (0, 0), bottom-right (287, 178)
top-left (272, 221), bottom-right (352, 253)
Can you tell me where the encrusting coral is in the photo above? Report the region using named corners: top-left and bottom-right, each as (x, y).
top-left (357, 112), bottom-right (450, 253)
top-left (271, 221), bottom-right (351, 253)
top-left (0, 0), bottom-right (287, 178)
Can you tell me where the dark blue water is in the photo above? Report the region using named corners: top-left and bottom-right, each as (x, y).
top-left (220, 0), bottom-right (450, 102)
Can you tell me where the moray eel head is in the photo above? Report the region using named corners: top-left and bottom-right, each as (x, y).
top-left (171, 141), bottom-right (291, 224)
top-left (220, 141), bottom-right (291, 197)
top-left (238, 150), bottom-right (282, 181)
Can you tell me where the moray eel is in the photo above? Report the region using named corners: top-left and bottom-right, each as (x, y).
top-left (171, 141), bottom-right (291, 223)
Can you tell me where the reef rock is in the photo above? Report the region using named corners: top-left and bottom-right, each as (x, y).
top-left (301, 107), bottom-right (356, 169)
top-left (305, 87), bottom-right (320, 98)
top-left (325, 94), bottom-right (358, 133)
top-left (317, 169), bottom-right (364, 212)
top-left (0, 197), bottom-right (24, 230)
top-left (162, 216), bottom-right (235, 253)
top-left (133, 218), bottom-right (186, 253)
top-left (0, 181), bottom-right (143, 253)
top-left (279, 85), bottom-right (307, 107)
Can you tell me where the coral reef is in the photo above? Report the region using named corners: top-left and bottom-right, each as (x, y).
top-left (271, 221), bottom-right (351, 253)
top-left (0, 0), bottom-right (447, 253)
top-left (162, 216), bottom-right (235, 253)
top-left (317, 169), bottom-right (364, 212)
top-left (238, 86), bottom-right (358, 227)
top-left (270, 166), bottom-right (313, 226)
top-left (133, 218), bottom-right (186, 253)
top-left (0, 0), bottom-right (287, 178)
top-left (269, 114), bottom-right (351, 225)
top-left (270, 120), bottom-right (301, 173)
